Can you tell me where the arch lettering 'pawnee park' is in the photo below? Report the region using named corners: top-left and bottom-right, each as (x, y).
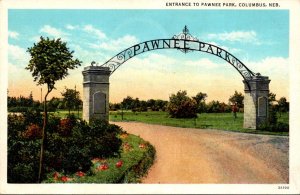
top-left (82, 26), bottom-right (271, 129)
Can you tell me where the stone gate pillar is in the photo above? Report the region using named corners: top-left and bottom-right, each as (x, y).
top-left (82, 66), bottom-right (111, 122)
top-left (243, 75), bottom-right (270, 129)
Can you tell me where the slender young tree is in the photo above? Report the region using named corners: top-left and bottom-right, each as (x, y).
top-left (61, 87), bottom-right (81, 115)
top-left (26, 37), bottom-right (81, 182)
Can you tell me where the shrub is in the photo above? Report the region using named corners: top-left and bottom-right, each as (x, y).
top-left (8, 113), bottom-right (42, 183)
top-left (23, 123), bottom-right (42, 139)
top-left (57, 115), bottom-right (77, 136)
top-left (87, 119), bottom-right (122, 157)
top-left (8, 114), bottom-right (41, 183)
top-left (45, 118), bottom-right (122, 175)
top-left (258, 106), bottom-right (288, 133)
top-left (259, 122), bottom-right (289, 132)
top-left (7, 114), bottom-right (25, 139)
top-left (8, 112), bottom-right (123, 182)
top-left (45, 131), bottom-right (92, 173)
top-left (167, 90), bottom-right (197, 118)
top-left (269, 107), bottom-right (278, 125)
top-left (22, 108), bottom-right (43, 126)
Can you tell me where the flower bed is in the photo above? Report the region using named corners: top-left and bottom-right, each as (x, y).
top-left (8, 111), bottom-right (122, 183)
top-left (44, 133), bottom-right (156, 183)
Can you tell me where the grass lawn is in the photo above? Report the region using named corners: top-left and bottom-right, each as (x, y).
top-left (110, 111), bottom-right (289, 136)
top-left (50, 110), bottom-right (289, 136)
top-left (49, 110), bottom-right (82, 118)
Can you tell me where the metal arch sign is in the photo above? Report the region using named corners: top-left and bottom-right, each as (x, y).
top-left (92, 26), bottom-right (256, 87)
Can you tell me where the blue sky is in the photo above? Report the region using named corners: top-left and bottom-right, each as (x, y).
top-left (8, 9), bottom-right (289, 102)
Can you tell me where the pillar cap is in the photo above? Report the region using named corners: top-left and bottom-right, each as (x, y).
top-left (82, 66), bottom-right (111, 75)
top-left (83, 66), bottom-right (110, 71)
top-left (252, 73), bottom-right (269, 80)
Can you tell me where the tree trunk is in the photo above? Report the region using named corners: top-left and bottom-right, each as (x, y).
top-left (38, 89), bottom-right (50, 183)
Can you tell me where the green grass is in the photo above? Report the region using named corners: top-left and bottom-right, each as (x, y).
top-left (49, 110), bottom-right (82, 118)
top-left (44, 134), bottom-right (156, 183)
top-left (50, 110), bottom-right (289, 136)
top-left (110, 111), bottom-right (289, 136)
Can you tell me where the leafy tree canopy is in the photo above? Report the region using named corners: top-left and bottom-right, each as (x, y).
top-left (228, 91), bottom-right (244, 108)
top-left (193, 92), bottom-right (207, 104)
top-left (61, 87), bottom-right (81, 114)
top-left (26, 37), bottom-right (81, 92)
top-left (167, 90), bottom-right (197, 118)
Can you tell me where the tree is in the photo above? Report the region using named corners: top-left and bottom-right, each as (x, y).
top-left (132, 98), bottom-right (140, 112)
top-left (228, 91), bottom-right (244, 109)
top-left (193, 92), bottom-right (207, 113)
top-left (147, 99), bottom-right (156, 110)
top-left (61, 87), bottom-right (81, 115)
top-left (154, 99), bottom-right (168, 111)
top-left (139, 100), bottom-right (148, 112)
top-left (49, 97), bottom-right (61, 110)
top-left (268, 92), bottom-right (277, 106)
top-left (26, 37), bottom-right (81, 182)
top-left (121, 96), bottom-right (135, 110)
top-left (193, 92), bottom-right (207, 104)
top-left (167, 90), bottom-right (197, 118)
top-left (277, 97), bottom-right (289, 117)
top-left (206, 100), bottom-right (221, 113)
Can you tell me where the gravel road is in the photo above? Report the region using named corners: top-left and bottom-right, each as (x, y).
top-left (112, 122), bottom-right (289, 184)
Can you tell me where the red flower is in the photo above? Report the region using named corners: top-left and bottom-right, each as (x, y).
top-left (61, 176), bottom-right (70, 182)
top-left (76, 171), bottom-right (85, 177)
top-left (97, 164), bottom-right (109, 171)
top-left (139, 143), bottom-right (146, 149)
top-left (115, 160), bottom-right (123, 168)
top-left (53, 172), bottom-right (60, 180)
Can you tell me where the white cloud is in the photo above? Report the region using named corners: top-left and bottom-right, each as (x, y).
top-left (8, 31), bottom-right (19, 39)
top-left (83, 25), bottom-right (106, 39)
top-left (65, 24), bottom-right (78, 30)
top-left (8, 44), bottom-right (30, 66)
top-left (245, 57), bottom-right (289, 77)
top-left (207, 31), bottom-right (258, 43)
top-left (68, 43), bottom-right (107, 64)
top-left (245, 57), bottom-right (289, 99)
top-left (39, 25), bottom-right (69, 40)
top-left (95, 35), bottom-right (139, 52)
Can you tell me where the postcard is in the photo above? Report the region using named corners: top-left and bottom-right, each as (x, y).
top-left (0, 0), bottom-right (299, 194)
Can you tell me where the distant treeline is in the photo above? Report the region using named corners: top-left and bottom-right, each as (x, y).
top-left (8, 90), bottom-right (82, 113)
top-left (110, 90), bottom-right (289, 115)
top-left (110, 91), bottom-right (243, 114)
top-left (8, 90), bottom-right (289, 115)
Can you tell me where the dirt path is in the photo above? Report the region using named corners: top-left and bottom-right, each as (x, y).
top-left (112, 122), bottom-right (289, 184)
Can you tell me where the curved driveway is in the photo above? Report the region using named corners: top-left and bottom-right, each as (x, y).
top-left (112, 122), bottom-right (288, 184)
